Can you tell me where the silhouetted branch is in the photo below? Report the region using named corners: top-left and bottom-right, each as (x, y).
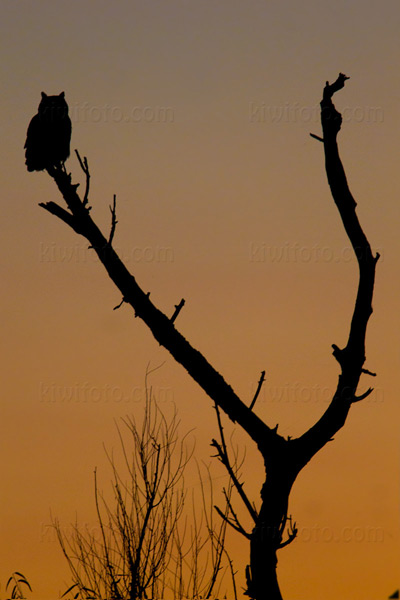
top-left (294, 73), bottom-right (379, 467)
top-left (170, 298), bottom-right (185, 323)
top-left (108, 194), bottom-right (117, 245)
top-left (214, 403), bottom-right (229, 461)
top-left (225, 552), bottom-right (238, 600)
top-left (38, 200), bottom-right (80, 232)
top-left (214, 504), bottom-right (251, 539)
top-left (113, 297), bottom-right (126, 311)
top-left (361, 367), bottom-right (376, 377)
top-left (249, 370), bottom-right (266, 410)
top-left (309, 133), bottom-right (324, 143)
top-left (278, 515), bottom-right (297, 549)
top-left (353, 387), bottom-right (374, 402)
top-left (196, 460), bottom-right (236, 599)
top-left (211, 403), bottom-right (258, 523)
top-left (211, 437), bottom-right (258, 524)
top-left (222, 487), bottom-right (252, 538)
top-left (75, 150), bottom-right (90, 207)
top-left (323, 72), bottom-right (350, 100)
top-left (93, 467), bottom-right (121, 599)
top-left (41, 164), bottom-right (283, 456)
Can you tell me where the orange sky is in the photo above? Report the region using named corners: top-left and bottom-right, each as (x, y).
top-left (1, 1), bottom-right (399, 599)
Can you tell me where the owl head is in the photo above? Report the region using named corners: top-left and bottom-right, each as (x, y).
top-left (38, 91), bottom-right (69, 121)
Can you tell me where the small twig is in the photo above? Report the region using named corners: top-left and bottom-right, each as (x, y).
top-left (214, 403), bottom-right (228, 459)
top-left (75, 150), bottom-right (90, 207)
top-left (249, 370), bottom-right (266, 410)
top-left (352, 387), bottom-right (374, 403)
top-left (214, 504), bottom-right (251, 539)
top-left (361, 367), bottom-right (376, 377)
top-left (39, 201), bottom-right (80, 233)
top-left (113, 298), bottom-right (126, 311)
top-left (170, 298), bottom-right (185, 323)
top-left (93, 468), bottom-right (119, 597)
top-left (310, 133), bottom-right (324, 142)
top-left (222, 487), bottom-right (251, 539)
top-left (210, 436), bottom-right (258, 523)
top-left (279, 515), bottom-right (298, 549)
top-left (108, 194), bottom-right (118, 245)
top-left (225, 551), bottom-right (238, 600)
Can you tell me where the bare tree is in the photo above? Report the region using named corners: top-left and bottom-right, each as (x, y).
top-left (32, 74), bottom-right (379, 599)
top-left (55, 380), bottom-right (236, 600)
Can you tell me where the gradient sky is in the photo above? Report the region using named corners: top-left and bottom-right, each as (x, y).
top-left (1, 1), bottom-right (399, 599)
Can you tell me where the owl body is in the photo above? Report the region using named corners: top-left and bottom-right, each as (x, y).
top-left (25, 91), bottom-right (71, 172)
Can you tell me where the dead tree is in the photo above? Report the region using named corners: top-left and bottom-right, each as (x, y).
top-left (32, 74), bottom-right (378, 599)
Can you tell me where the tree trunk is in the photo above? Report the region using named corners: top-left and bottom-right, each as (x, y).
top-left (247, 471), bottom-right (295, 600)
top-left (249, 536), bottom-right (282, 600)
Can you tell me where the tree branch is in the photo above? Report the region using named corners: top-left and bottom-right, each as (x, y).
top-left (211, 403), bottom-right (259, 523)
top-left (170, 298), bottom-right (185, 323)
top-left (41, 164), bottom-right (284, 457)
top-left (39, 200), bottom-right (81, 233)
top-left (75, 150), bottom-right (90, 207)
top-left (249, 370), bottom-right (266, 411)
top-left (214, 504), bottom-right (251, 539)
top-left (278, 515), bottom-right (298, 549)
top-left (211, 437), bottom-right (258, 524)
top-left (293, 74), bottom-right (379, 467)
top-left (108, 194), bottom-right (117, 245)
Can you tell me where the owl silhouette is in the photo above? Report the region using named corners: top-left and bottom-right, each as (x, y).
top-left (25, 91), bottom-right (72, 172)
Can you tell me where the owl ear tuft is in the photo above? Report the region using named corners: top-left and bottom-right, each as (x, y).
top-left (41, 91), bottom-right (48, 99)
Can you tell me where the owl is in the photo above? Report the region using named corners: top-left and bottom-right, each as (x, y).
top-left (24, 91), bottom-right (72, 172)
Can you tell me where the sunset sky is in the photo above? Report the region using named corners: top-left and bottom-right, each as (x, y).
top-left (1, 1), bottom-right (399, 599)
